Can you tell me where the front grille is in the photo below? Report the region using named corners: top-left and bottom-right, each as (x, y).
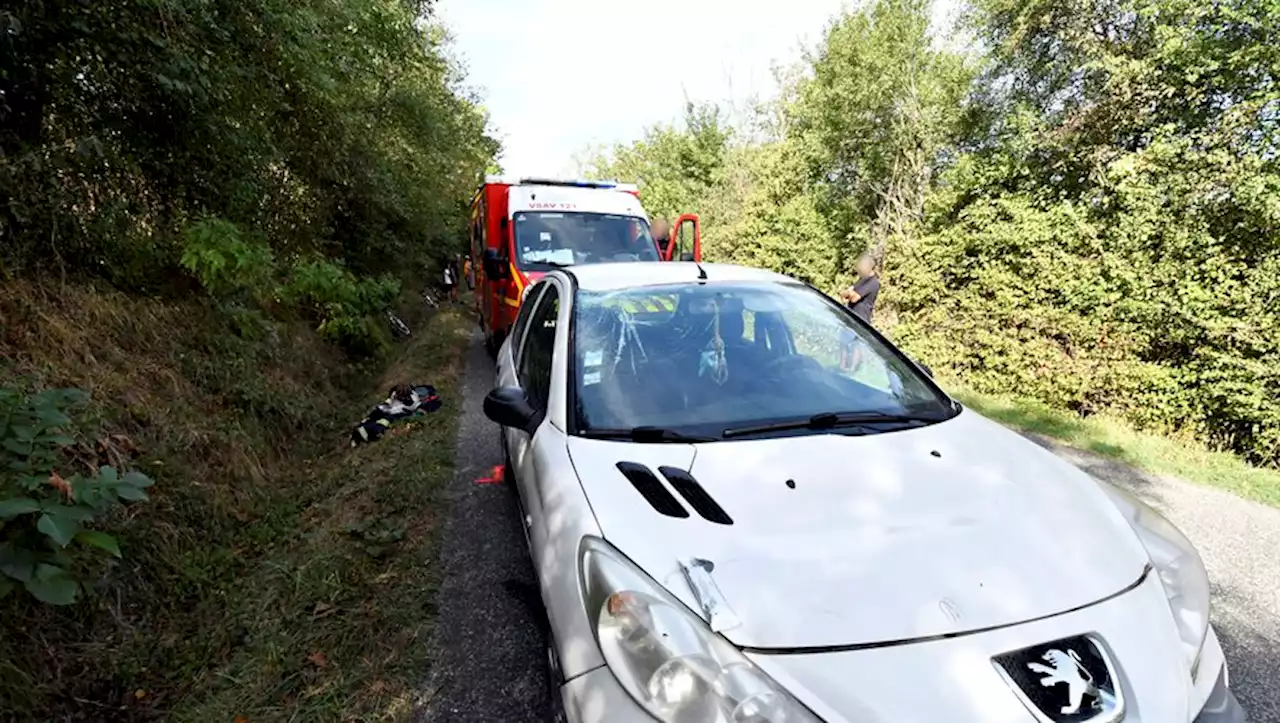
top-left (992, 634), bottom-right (1123, 723)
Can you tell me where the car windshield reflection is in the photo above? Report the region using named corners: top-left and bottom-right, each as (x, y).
top-left (571, 281), bottom-right (955, 439)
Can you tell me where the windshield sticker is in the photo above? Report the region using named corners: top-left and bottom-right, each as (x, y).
top-left (583, 370), bottom-right (602, 386)
top-left (524, 248), bottom-right (574, 265)
top-left (584, 350), bottom-right (603, 367)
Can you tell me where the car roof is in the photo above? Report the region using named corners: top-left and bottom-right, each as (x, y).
top-left (563, 262), bottom-right (795, 292)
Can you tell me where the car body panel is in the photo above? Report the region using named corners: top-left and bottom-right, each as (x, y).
top-left (565, 409), bottom-right (1149, 650)
top-left (559, 577), bottom-right (1237, 723)
top-left (489, 264), bottom-right (1242, 723)
top-left (745, 574), bottom-right (1227, 723)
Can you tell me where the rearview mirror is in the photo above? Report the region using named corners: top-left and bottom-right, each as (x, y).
top-left (483, 386), bottom-right (541, 434)
top-left (483, 248), bottom-right (509, 280)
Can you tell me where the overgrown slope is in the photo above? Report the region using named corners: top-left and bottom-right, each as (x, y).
top-left (0, 282), bottom-right (471, 719)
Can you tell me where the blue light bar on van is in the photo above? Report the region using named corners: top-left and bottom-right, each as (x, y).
top-left (484, 175), bottom-right (638, 192)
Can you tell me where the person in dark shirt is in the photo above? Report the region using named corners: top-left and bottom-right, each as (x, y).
top-left (839, 254), bottom-right (881, 371)
top-left (841, 253), bottom-right (881, 323)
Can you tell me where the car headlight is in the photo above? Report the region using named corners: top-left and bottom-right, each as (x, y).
top-left (580, 537), bottom-right (821, 723)
top-left (1100, 482), bottom-right (1211, 676)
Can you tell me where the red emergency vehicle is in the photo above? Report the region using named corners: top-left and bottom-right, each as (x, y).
top-left (469, 176), bottom-right (701, 355)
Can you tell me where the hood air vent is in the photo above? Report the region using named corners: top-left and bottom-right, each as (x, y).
top-left (616, 462), bottom-right (689, 518)
top-left (659, 467), bottom-right (734, 525)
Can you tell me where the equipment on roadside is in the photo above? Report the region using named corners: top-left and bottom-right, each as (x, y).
top-left (350, 384), bottom-right (441, 445)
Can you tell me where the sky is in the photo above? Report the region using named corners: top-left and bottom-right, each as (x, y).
top-left (435, 0), bottom-right (962, 178)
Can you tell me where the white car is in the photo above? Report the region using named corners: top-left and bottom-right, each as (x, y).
top-left (484, 262), bottom-right (1246, 723)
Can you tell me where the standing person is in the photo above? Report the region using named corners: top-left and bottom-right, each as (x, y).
top-left (463, 254), bottom-right (474, 290)
top-left (443, 260), bottom-right (456, 303)
top-left (839, 253), bottom-right (882, 371)
top-left (650, 217), bottom-right (672, 259)
top-left (841, 253), bottom-right (881, 323)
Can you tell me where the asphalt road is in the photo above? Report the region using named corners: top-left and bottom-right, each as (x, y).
top-left (416, 331), bottom-right (552, 723)
top-left (418, 329), bottom-right (1280, 722)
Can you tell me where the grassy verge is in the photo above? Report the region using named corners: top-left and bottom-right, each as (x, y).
top-left (170, 307), bottom-right (473, 721)
top-left (0, 278), bottom-right (473, 721)
top-left (949, 381), bottom-right (1280, 507)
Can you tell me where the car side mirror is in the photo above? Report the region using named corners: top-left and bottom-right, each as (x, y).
top-left (483, 248), bottom-right (509, 280)
top-left (483, 386), bottom-right (541, 434)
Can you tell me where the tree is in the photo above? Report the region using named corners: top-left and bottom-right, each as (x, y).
top-left (792, 0), bottom-right (971, 266)
top-left (582, 102), bottom-right (730, 220)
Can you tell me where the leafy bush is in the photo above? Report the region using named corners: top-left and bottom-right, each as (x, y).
top-left (180, 218), bottom-right (277, 300)
top-left (0, 388), bottom-right (153, 605)
top-left (283, 260), bottom-right (401, 356)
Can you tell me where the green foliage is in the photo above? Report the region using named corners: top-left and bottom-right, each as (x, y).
top-left (582, 102), bottom-right (731, 220)
top-left (180, 218), bottom-right (276, 300)
top-left (0, 388), bottom-right (153, 605)
top-left (586, 0), bottom-right (1280, 467)
top-left (1, 0), bottom-right (497, 285)
top-left (283, 260), bottom-right (401, 357)
top-left (795, 0), bottom-right (972, 260)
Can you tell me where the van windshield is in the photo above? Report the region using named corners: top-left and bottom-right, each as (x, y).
top-left (513, 212), bottom-right (660, 271)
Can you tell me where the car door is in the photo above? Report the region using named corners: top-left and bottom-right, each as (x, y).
top-left (664, 213), bottom-right (702, 261)
top-left (498, 282), bottom-right (545, 455)
top-left (509, 281), bottom-right (560, 556)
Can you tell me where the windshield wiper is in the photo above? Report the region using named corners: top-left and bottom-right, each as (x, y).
top-left (580, 426), bottom-right (719, 443)
top-left (722, 411), bottom-right (943, 439)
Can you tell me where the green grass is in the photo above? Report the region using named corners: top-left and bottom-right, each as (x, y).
top-left (169, 307), bottom-right (474, 722)
top-left (0, 285), bottom-right (474, 722)
top-left (949, 381), bottom-right (1280, 508)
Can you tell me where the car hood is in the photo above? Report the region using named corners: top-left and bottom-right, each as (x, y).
top-left (565, 411), bottom-right (1150, 649)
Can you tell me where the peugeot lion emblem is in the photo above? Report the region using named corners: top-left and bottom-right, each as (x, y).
top-left (1028, 648), bottom-right (1096, 715)
top-left (992, 635), bottom-right (1125, 723)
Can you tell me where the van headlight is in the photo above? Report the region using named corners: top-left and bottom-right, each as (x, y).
top-left (1100, 482), bottom-right (1211, 677)
top-left (579, 537), bottom-right (821, 722)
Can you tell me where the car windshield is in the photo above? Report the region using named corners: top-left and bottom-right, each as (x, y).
top-left (513, 211), bottom-right (660, 271)
top-left (571, 281), bottom-right (955, 438)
